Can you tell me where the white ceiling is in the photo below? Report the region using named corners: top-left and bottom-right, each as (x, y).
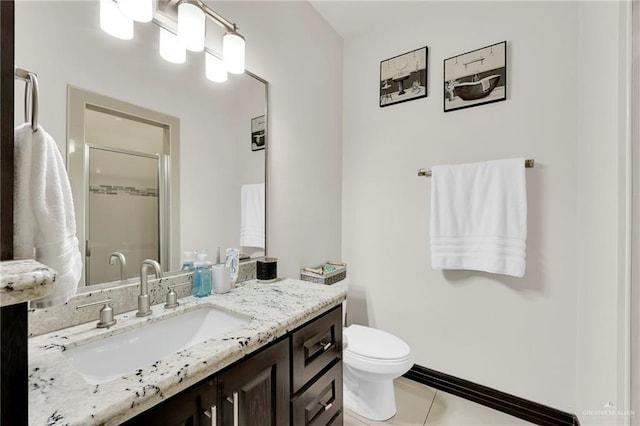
top-left (309, 1), bottom-right (425, 40)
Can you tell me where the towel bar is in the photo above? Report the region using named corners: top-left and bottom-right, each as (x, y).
top-left (417, 159), bottom-right (534, 177)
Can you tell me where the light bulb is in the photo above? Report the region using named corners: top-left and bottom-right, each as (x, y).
top-left (223, 31), bottom-right (245, 74)
top-left (118, 0), bottom-right (153, 23)
top-left (206, 52), bottom-right (227, 83)
top-left (159, 27), bottom-right (186, 64)
top-left (100, 0), bottom-right (134, 40)
top-left (177, 2), bottom-right (205, 52)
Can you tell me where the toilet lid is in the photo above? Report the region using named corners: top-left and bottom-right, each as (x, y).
top-left (344, 324), bottom-right (411, 361)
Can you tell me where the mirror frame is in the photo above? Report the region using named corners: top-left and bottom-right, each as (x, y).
top-left (67, 85), bottom-right (181, 287)
top-left (245, 70), bottom-right (269, 256)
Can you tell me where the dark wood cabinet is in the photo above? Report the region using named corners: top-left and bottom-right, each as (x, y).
top-left (122, 305), bottom-right (342, 426)
top-left (291, 306), bottom-right (343, 426)
top-left (123, 377), bottom-right (217, 426)
top-left (218, 338), bottom-right (289, 426)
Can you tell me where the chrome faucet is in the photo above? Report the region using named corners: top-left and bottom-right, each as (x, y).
top-left (137, 259), bottom-right (163, 317)
top-left (109, 251), bottom-right (127, 281)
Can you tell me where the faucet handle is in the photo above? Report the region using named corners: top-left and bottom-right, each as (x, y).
top-left (77, 298), bottom-right (117, 329)
top-left (165, 282), bottom-right (191, 309)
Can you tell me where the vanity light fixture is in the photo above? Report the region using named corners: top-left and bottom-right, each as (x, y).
top-left (100, 0), bottom-right (247, 80)
top-left (118, 0), bottom-right (153, 23)
top-left (100, 0), bottom-right (134, 40)
top-left (177, 2), bottom-right (205, 52)
top-left (205, 52), bottom-right (227, 82)
top-left (222, 29), bottom-right (245, 74)
top-left (159, 27), bottom-right (186, 64)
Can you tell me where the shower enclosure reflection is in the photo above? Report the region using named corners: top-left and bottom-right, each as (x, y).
top-left (87, 147), bottom-right (160, 285)
top-left (68, 87), bottom-right (179, 287)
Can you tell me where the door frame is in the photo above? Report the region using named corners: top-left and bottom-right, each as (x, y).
top-left (631, 0), bottom-right (639, 422)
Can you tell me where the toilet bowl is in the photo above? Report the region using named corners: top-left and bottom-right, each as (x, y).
top-left (332, 279), bottom-right (413, 421)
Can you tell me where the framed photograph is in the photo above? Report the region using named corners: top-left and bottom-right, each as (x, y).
top-left (380, 46), bottom-right (428, 107)
top-left (251, 115), bottom-right (266, 151)
top-left (444, 41), bottom-right (507, 112)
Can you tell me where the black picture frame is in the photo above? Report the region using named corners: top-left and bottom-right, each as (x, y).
top-left (443, 41), bottom-right (507, 112)
top-left (251, 115), bottom-right (266, 151)
top-left (380, 46), bottom-right (428, 108)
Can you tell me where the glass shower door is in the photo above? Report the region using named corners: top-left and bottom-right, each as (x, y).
top-left (86, 146), bottom-right (160, 285)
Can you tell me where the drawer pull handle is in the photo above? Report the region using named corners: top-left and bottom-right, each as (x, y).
top-left (320, 401), bottom-right (333, 411)
top-left (203, 405), bottom-right (217, 425)
top-left (226, 392), bottom-right (239, 426)
top-left (320, 341), bottom-right (332, 351)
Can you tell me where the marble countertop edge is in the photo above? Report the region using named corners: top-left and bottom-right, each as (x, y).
top-left (0, 259), bottom-right (57, 308)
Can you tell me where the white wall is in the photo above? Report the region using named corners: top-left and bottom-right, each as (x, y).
top-left (343, 0), bottom-right (628, 416)
top-left (214, 1), bottom-right (344, 277)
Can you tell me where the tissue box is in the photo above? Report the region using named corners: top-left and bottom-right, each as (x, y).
top-left (300, 262), bottom-right (347, 285)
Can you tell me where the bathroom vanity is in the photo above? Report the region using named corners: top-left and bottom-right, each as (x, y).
top-left (27, 278), bottom-right (345, 425)
top-left (123, 305), bottom-right (343, 426)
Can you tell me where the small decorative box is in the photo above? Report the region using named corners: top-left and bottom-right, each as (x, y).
top-left (300, 261), bottom-right (347, 285)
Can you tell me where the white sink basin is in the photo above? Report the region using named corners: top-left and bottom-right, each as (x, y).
top-left (63, 307), bottom-right (249, 384)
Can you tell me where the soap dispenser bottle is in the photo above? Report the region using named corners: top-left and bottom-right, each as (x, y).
top-left (192, 252), bottom-right (212, 297)
top-left (181, 251), bottom-right (195, 272)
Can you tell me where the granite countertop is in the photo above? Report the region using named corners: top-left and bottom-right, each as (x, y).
top-left (28, 278), bottom-right (346, 426)
top-left (0, 259), bottom-right (57, 308)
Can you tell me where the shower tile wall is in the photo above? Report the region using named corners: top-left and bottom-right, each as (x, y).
top-left (88, 171), bottom-right (159, 284)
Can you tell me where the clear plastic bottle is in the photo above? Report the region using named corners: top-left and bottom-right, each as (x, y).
top-left (181, 251), bottom-right (195, 272)
top-left (225, 248), bottom-right (240, 285)
top-left (192, 252), bottom-right (212, 297)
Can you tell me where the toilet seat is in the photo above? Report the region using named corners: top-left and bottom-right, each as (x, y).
top-left (344, 325), bottom-right (411, 360)
top-left (343, 325), bottom-right (413, 375)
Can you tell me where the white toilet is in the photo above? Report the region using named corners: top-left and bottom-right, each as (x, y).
top-left (333, 279), bottom-right (413, 421)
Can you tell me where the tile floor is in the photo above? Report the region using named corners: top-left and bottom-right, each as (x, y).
top-left (344, 377), bottom-right (534, 426)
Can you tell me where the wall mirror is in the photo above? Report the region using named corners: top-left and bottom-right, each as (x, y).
top-left (14, 1), bottom-right (268, 288)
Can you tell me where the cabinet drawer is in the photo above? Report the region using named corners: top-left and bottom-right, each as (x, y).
top-left (292, 360), bottom-right (342, 426)
top-left (292, 305), bottom-right (342, 393)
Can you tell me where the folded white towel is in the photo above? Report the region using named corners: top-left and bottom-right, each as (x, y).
top-left (14, 123), bottom-right (83, 307)
top-left (240, 183), bottom-right (265, 249)
top-left (430, 158), bottom-right (527, 277)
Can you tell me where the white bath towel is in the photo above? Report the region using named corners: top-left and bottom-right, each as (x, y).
top-left (430, 158), bottom-right (527, 277)
top-left (240, 183), bottom-right (265, 249)
top-left (14, 123), bottom-right (83, 308)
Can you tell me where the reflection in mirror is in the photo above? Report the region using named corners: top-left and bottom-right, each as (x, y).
top-left (15, 1), bottom-right (268, 290)
top-left (67, 90), bottom-right (179, 287)
top-left (88, 147), bottom-right (159, 285)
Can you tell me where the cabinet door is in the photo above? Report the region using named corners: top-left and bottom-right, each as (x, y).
top-left (122, 378), bottom-right (217, 426)
top-left (218, 338), bottom-right (290, 426)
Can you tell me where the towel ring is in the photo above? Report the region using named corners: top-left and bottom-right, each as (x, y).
top-left (15, 68), bottom-right (39, 132)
